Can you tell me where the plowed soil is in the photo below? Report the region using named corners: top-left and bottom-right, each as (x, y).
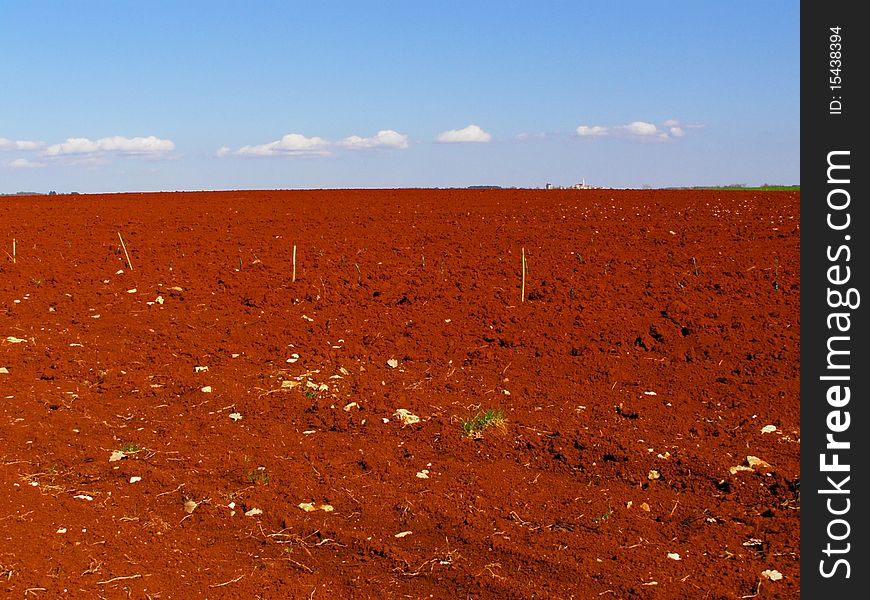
top-left (1, 189), bottom-right (800, 599)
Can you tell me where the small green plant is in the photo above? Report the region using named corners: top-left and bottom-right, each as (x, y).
top-left (303, 390), bottom-right (318, 400)
top-left (247, 469), bottom-right (270, 485)
top-left (31, 276), bottom-right (44, 287)
top-left (461, 408), bottom-right (506, 438)
top-left (118, 442), bottom-right (140, 454)
top-left (594, 505), bottom-right (614, 524)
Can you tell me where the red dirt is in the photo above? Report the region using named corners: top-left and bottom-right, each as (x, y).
top-left (1, 189), bottom-right (799, 599)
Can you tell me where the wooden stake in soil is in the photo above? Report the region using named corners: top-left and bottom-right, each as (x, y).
top-left (118, 232), bottom-right (133, 271)
top-left (12, 239), bottom-right (15, 264)
top-left (292, 244), bottom-right (297, 282)
top-left (521, 247), bottom-right (526, 302)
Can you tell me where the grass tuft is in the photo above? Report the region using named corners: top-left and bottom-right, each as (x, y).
top-left (118, 442), bottom-right (141, 454)
top-left (462, 408), bottom-right (506, 438)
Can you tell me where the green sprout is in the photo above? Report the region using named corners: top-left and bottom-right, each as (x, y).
top-left (461, 408), bottom-right (507, 438)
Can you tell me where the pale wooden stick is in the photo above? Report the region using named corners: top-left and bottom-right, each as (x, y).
top-left (521, 247), bottom-right (526, 302)
top-left (12, 239), bottom-right (15, 263)
top-left (292, 244), bottom-right (297, 282)
top-left (118, 232), bottom-right (133, 271)
top-left (97, 573), bottom-right (143, 584)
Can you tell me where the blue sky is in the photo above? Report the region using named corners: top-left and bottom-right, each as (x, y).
top-left (1, 1), bottom-right (799, 193)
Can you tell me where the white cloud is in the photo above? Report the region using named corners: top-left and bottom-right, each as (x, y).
top-left (5, 158), bottom-right (45, 169)
top-left (338, 130), bottom-right (409, 150)
top-left (220, 129), bottom-right (409, 157)
top-left (622, 121), bottom-right (658, 136)
top-left (0, 137), bottom-right (43, 151)
top-left (234, 133), bottom-right (331, 157)
top-left (44, 135), bottom-right (175, 157)
top-left (435, 124), bottom-right (492, 143)
top-left (576, 125), bottom-right (609, 137)
top-left (575, 119), bottom-right (696, 141)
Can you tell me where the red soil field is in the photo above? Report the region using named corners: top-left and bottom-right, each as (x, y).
top-left (1, 189), bottom-right (799, 599)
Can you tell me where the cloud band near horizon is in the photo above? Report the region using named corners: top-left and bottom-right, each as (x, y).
top-left (217, 129), bottom-right (410, 158)
top-left (575, 119), bottom-right (696, 141)
top-left (435, 124), bottom-right (491, 143)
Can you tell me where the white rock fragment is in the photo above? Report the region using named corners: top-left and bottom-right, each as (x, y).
top-left (667, 552), bottom-right (681, 560)
top-left (761, 569), bottom-right (783, 581)
top-left (394, 531), bottom-right (413, 538)
top-left (116, 269), bottom-right (125, 275)
top-left (201, 386), bottom-right (212, 393)
top-left (245, 507), bottom-right (263, 517)
top-left (155, 295), bottom-right (165, 304)
top-left (109, 450), bottom-right (126, 462)
top-left (5, 336), bottom-right (26, 344)
top-left (393, 409), bottom-right (420, 425)
top-left (729, 465), bottom-right (754, 475)
top-left (0, 367), bottom-right (8, 374)
top-left (648, 470), bottom-right (661, 480)
top-left (761, 425), bottom-right (777, 434)
top-left (343, 402), bottom-right (359, 412)
top-left (301, 314), bottom-right (314, 322)
top-left (747, 456), bottom-right (772, 469)
top-left (127, 288), bottom-right (137, 294)
top-left (386, 358), bottom-right (399, 368)
top-left (287, 353), bottom-right (300, 363)
top-left (73, 495), bottom-right (94, 501)
top-left (129, 476), bottom-right (142, 483)
top-left (730, 455), bottom-right (773, 475)
top-left (229, 412), bottom-right (243, 422)
top-left (298, 502), bottom-right (333, 512)
top-left (416, 469), bottom-right (430, 479)
top-left (56, 528), bottom-right (67, 534)
top-left (194, 366), bottom-right (209, 373)
top-left (183, 499), bottom-right (199, 514)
